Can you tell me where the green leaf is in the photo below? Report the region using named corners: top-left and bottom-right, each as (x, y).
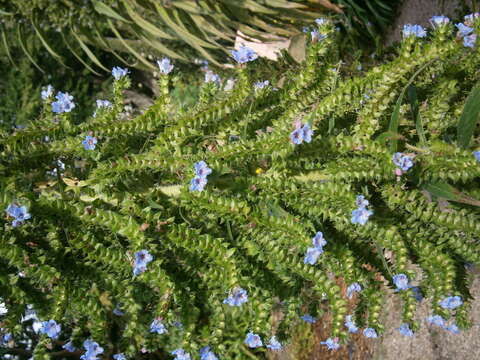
top-left (407, 84), bottom-right (426, 146)
top-left (61, 33), bottom-right (102, 76)
top-left (422, 182), bottom-right (480, 207)
top-left (92, 0), bottom-right (131, 23)
top-left (457, 84), bottom-right (480, 148)
top-left (31, 19), bottom-right (68, 67)
top-left (0, 25), bottom-right (16, 68)
top-left (71, 25), bottom-right (110, 72)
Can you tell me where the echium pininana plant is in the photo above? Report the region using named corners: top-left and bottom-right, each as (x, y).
top-left (1, 15), bottom-right (480, 359)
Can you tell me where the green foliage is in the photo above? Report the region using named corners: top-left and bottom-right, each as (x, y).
top-left (1, 19), bottom-right (480, 359)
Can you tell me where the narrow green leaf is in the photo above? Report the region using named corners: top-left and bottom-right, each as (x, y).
top-left (31, 19), bottom-right (67, 66)
top-left (92, 0), bottom-right (131, 23)
top-left (0, 25), bottom-right (16, 68)
top-left (407, 84), bottom-right (427, 146)
top-left (457, 85), bottom-right (480, 148)
top-left (71, 25), bottom-right (110, 72)
top-left (423, 182), bottom-right (480, 207)
top-left (16, 25), bottom-right (44, 73)
top-left (61, 33), bottom-right (102, 76)
top-left (121, 0), bottom-right (174, 40)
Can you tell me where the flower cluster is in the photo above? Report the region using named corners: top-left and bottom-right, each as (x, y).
top-left (51, 92), bottom-right (75, 113)
top-left (346, 282), bottom-right (362, 298)
top-left (254, 80), bottom-right (270, 90)
top-left (456, 13), bottom-right (478, 48)
top-left (231, 45), bottom-right (258, 64)
top-left (290, 122), bottom-right (313, 145)
top-left (392, 152), bottom-right (414, 174)
top-left (41, 85), bottom-right (54, 100)
top-left (351, 195), bottom-right (373, 225)
top-left (5, 203), bottom-right (31, 227)
top-left (190, 161), bottom-right (212, 192)
top-left (223, 287), bottom-right (248, 306)
top-left (439, 295), bottom-right (463, 310)
top-left (402, 24), bottom-right (427, 38)
top-left (427, 315), bottom-right (460, 334)
top-left (133, 249), bottom-right (153, 276)
top-left (429, 15), bottom-right (450, 28)
top-left (171, 349), bottom-right (191, 360)
top-left (310, 29), bottom-right (327, 42)
top-left (393, 273), bottom-right (411, 291)
top-left (112, 67), bottom-right (129, 80)
top-left (157, 57), bottom-right (174, 74)
top-left (199, 346), bottom-right (218, 360)
top-left (304, 231), bottom-right (327, 265)
top-left (82, 135), bottom-right (98, 151)
top-left (39, 320), bottom-right (61, 339)
top-left (150, 318), bottom-right (167, 334)
top-left (80, 339), bottom-right (104, 360)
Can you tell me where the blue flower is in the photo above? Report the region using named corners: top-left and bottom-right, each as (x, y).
top-left (290, 123), bottom-right (313, 145)
top-left (456, 23), bottom-right (474, 36)
top-left (474, 151), bottom-right (480, 162)
top-left (194, 161), bottom-right (212, 178)
top-left (398, 323), bottom-right (414, 337)
top-left (444, 323), bottom-right (460, 334)
top-left (304, 247), bottom-right (324, 265)
top-left (254, 80), bottom-right (270, 89)
top-left (41, 85), bottom-right (54, 100)
top-left (52, 92), bottom-right (75, 113)
top-left (63, 341), bottom-right (76, 352)
top-left (231, 46), bottom-right (258, 64)
top-left (266, 336), bottom-right (282, 351)
top-left (1, 333), bottom-right (12, 345)
top-left (302, 123), bottom-right (313, 143)
top-left (439, 295), bottom-right (463, 310)
top-left (39, 320), bottom-right (61, 339)
top-left (189, 176), bottom-right (208, 192)
top-left (96, 100), bottom-right (112, 109)
top-left (112, 67), bottom-right (129, 80)
top-left (80, 339), bottom-right (103, 360)
top-left (205, 71), bottom-right (221, 84)
top-left (464, 13), bottom-right (480, 25)
top-left (113, 353), bottom-right (127, 360)
top-left (363, 328), bottom-right (378, 338)
top-left (301, 314), bottom-right (316, 323)
top-left (310, 29), bottom-right (327, 42)
top-left (244, 331), bottom-right (263, 348)
top-left (430, 15), bottom-right (450, 27)
top-left (410, 286), bottom-right (423, 302)
top-left (345, 315), bottom-right (358, 333)
top-left (113, 304), bottom-right (124, 316)
top-left (150, 318), bottom-right (167, 334)
top-left (133, 250), bottom-right (152, 275)
top-left (315, 18), bottom-right (327, 26)
top-left (426, 315), bottom-right (445, 327)
top-left (223, 287), bottom-right (248, 306)
top-left (82, 135), bottom-right (98, 151)
top-left (351, 207), bottom-right (373, 225)
top-left (320, 337), bottom-right (340, 350)
top-left (346, 282), bottom-right (362, 298)
top-left (393, 273), bottom-right (410, 291)
top-left (312, 231), bottom-right (327, 248)
top-left (463, 34), bottom-right (477, 48)
top-left (171, 349), bottom-right (191, 360)
top-left (392, 152), bottom-right (414, 171)
top-left (290, 127), bottom-right (304, 144)
top-left (355, 195), bottom-right (369, 209)
top-left (5, 204), bottom-right (31, 227)
top-left (157, 57), bottom-right (174, 74)
top-left (402, 24), bottom-right (427, 38)
top-left (199, 346), bottom-right (218, 360)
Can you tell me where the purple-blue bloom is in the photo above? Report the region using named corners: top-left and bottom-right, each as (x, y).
top-left (345, 315), bottom-right (358, 333)
top-left (189, 176), bottom-right (208, 192)
top-left (393, 273), bottom-right (410, 291)
top-left (223, 287), bottom-right (248, 306)
top-left (444, 323), bottom-right (460, 334)
top-left (112, 67), bottom-right (129, 80)
top-left (410, 286), bottom-right (423, 302)
top-left (150, 318), bottom-right (167, 334)
top-left (290, 127), bottom-right (304, 144)
top-left (310, 29), bottom-right (327, 42)
top-left (430, 15), bottom-right (450, 27)
top-left (304, 246), bottom-right (324, 265)
top-left (398, 323), bottom-right (414, 337)
top-left (231, 46), bottom-right (258, 64)
top-left (463, 33), bottom-right (477, 48)
top-left (171, 349), bottom-right (191, 360)
top-left (113, 304), bottom-right (124, 316)
top-left (96, 100), bottom-right (112, 109)
top-left (290, 123), bottom-right (313, 145)
top-left (80, 339), bottom-right (104, 360)
top-left (5, 204), bottom-right (31, 227)
top-left (427, 315), bottom-right (445, 327)
top-left (244, 331), bottom-right (263, 348)
top-left (82, 135), bottom-right (98, 151)
top-left (1, 333), bottom-right (12, 345)
top-left (52, 92), bottom-right (75, 113)
top-left (254, 80), bottom-right (270, 89)
top-left (320, 337), bottom-right (340, 350)
top-left (39, 320), bottom-right (61, 339)
top-left (439, 295), bottom-right (463, 310)
top-left (312, 231), bottom-right (327, 248)
top-left (199, 346), bottom-right (218, 360)
top-left (456, 23), bottom-right (474, 36)
top-left (355, 195), bottom-right (369, 209)
top-left (63, 341), bottom-right (76, 352)
top-left (301, 314), bottom-right (316, 323)
top-left (194, 161), bottom-right (212, 178)
top-left (157, 57), bottom-right (174, 74)
top-left (266, 336), bottom-right (282, 350)
top-left (474, 151), bottom-right (480, 162)
top-left (351, 207), bottom-right (373, 225)
top-left (134, 249), bottom-right (153, 276)
top-left (347, 282), bottom-right (362, 298)
top-left (392, 152), bottom-right (414, 171)
top-left (113, 354), bottom-right (126, 360)
top-left (363, 328), bottom-right (378, 338)
top-left (302, 123), bottom-right (313, 143)
top-left (41, 85), bottom-right (54, 100)
top-left (205, 70), bottom-right (221, 84)
top-left (402, 24), bottom-right (427, 38)
top-left (465, 13), bottom-right (480, 25)
top-left (315, 18), bottom-right (327, 26)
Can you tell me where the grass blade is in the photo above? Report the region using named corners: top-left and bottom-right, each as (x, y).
top-left (16, 25), bottom-right (44, 73)
top-left (407, 84), bottom-right (427, 146)
top-left (457, 84), bottom-right (480, 148)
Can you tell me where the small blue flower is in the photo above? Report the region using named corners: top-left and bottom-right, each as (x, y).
top-left (444, 323), bottom-right (460, 334)
top-left (194, 161), bottom-right (212, 178)
top-left (393, 273), bottom-right (410, 291)
top-left (112, 67), bottom-right (129, 80)
top-left (363, 328), bottom-right (378, 338)
top-left (63, 341), bottom-right (76, 352)
top-left (205, 71), bottom-right (221, 84)
top-left (133, 250), bottom-right (152, 276)
top-left (310, 29), bottom-right (327, 42)
top-left (430, 15), bottom-right (450, 28)
top-left (150, 318), bottom-right (167, 334)
top-left (456, 23), bottom-right (474, 36)
top-left (301, 314), bottom-right (316, 323)
top-left (266, 336), bottom-right (282, 351)
top-left (320, 337), bottom-right (340, 350)
top-left (171, 349), bottom-right (191, 360)
top-left (351, 207), bottom-right (373, 225)
top-left (189, 176), bottom-right (208, 192)
top-left (199, 346), bottom-right (218, 360)
top-left (52, 92), bottom-right (75, 113)
top-left (82, 135), bottom-right (98, 151)
top-left (392, 152), bottom-right (414, 171)
top-left (402, 24), bottom-right (427, 38)
top-left (254, 80), bottom-right (270, 89)
top-left (231, 46), bottom-right (258, 64)
top-left (113, 353), bottom-right (127, 360)
top-left (113, 304), bottom-right (124, 316)
top-left (41, 85), bottom-right (54, 100)
top-left (345, 315), bottom-right (358, 333)
top-left (465, 13), bottom-right (480, 25)
top-left (39, 320), bottom-right (61, 339)
top-left (5, 204), bottom-right (31, 227)
top-left (474, 151), bottom-right (480, 162)
top-left (427, 315), bottom-right (445, 327)
top-left (439, 295), bottom-right (463, 310)
top-left (355, 195), bottom-right (369, 209)
top-left (290, 127), bottom-right (304, 144)
top-left (290, 123), bottom-right (313, 145)
top-left (312, 231), bottom-right (327, 248)
top-left (463, 33), bottom-right (477, 48)
top-left (244, 331), bottom-right (263, 348)
top-left (223, 287), bottom-right (248, 306)
top-left (157, 57), bottom-right (174, 74)
top-left (346, 282), bottom-right (362, 298)
top-left (398, 323), bottom-right (414, 337)
top-left (302, 123), bottom-right (313, 143)
top-left (80, 339), bottom-right (104, 360)
top-left (315, 18), bottom-right (327, 26)
top-left (304, 247), bottom-right (324, 265)
top-left (96, 100), bottom-right (112, 109)
top-left (410, 286), bottom-right (423, 302)
top-left (1, 333), bottom-right (12, 345)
